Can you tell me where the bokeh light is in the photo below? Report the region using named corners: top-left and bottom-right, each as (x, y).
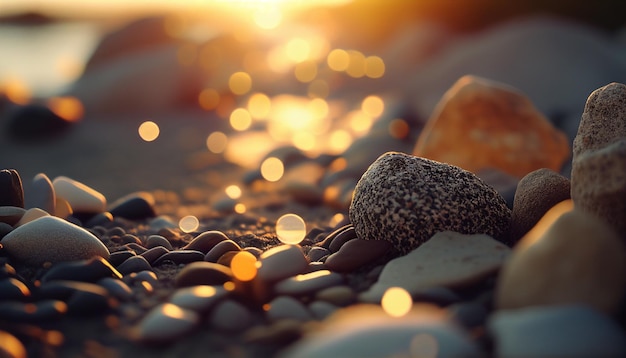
top-left (346, 50), bottom-right (366, 78)
top-left (231, 251), bottom-right (258, 281)
top-left (292, 132), bottom-right (316, 151)
top-left (294, 60), bottom-right (318, 83)
top-left (276, 213), bottom-right (306, 245)
top-left (225, 184), bottom-right (242, 199)
top-left (162, 303), bottom-right (186, 319)
top-left (230, 108), bottom-right (252, 131)
top-left (286, 37), bottom-right (310, 63)
top-left (206, 131), bottom-right (228, 154)
top-left (47, 96), bottom-right (84, 122)
top-left (179, 215), bottom-right (199, 233)
top-left (260, 157), bottom-right (284, 182)
top-left (253, 7), bottom-right (282, 29)
top-left (365, 55), bottom-right (386, 78)
top-left (381, 287), bottom-right (412, 317)
top-left (234, 203), bottom-right (247, 214)
top-left (1, 77), bottom-right (31, 105)
top-left (328, 129), bottom-right (352, 154)
top-left (348, 110), bottom-right (374, 133)
top-left (388, 118), bottom-right (410, 139)
top-left (307, 79), bottom-right (329, 98)
top-left (361, 95), bottom-right (385, 118)
top-left (229, 71), bottom-right (252, 95)
top-left (198, 88), bottom-right (220, 111)
top-left (327, 49), bottom-right (349, 72)
top-left (247, 92), bottom-right (271, 119)
top-left (138, 121), bottom-right (160, 142)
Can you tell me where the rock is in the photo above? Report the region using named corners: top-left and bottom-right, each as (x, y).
top-left (279, 304), bottom-right (482, 358)
top-left (83, 212), bottom-right (113, 228)
top-left (489, 305), bottom-right (626, 357)
top-left (315, 286), bottom-right (356, 307)
top-left (16, 207), bottom-right (49, 226)
top-left (175, 262), bottom-right (233, 288)
top-left (413, 75), bottom-right (570, 178)
top-left (28, 173), bottom-right (56, 214)
top-left (108, 250), bottom-right (136, 267)
top-left (307, 246), bottom-right (330, 262)
top-left (208, 300), bottom-right (253, 332)
top-left (509, 168), bottom-right (571, 243)
top-left (325, 238), bottom-right (391, 272)
top-left (0, 300), bottom-right (67, 323)
top-left (169, 285), bottom-right (228, 313)
top-left (257, 245), bottom-right (309, 282)
top-left (308, 301), bottom-right (339, 320)
top-left (571, 82), bottom-right (626, 237)
top-left (0, 169), bottom-right (24, 208)
top-left (0, 278), bottom-right (31, 301)
top-left (61, 282), bottom-right (115, 315)
top-left (328, 226), bottom-right (357, 253)
top-left (495, 205), bottom-right (626, 313)
top-left (97, 277), bottom-right (133, 301)
top-left (361, 231), bottom-right (510, 303)
top-left (0, 222), bottom-right (12, 239)
top-left (0, 330), bottom-right (27, 358)
top-left (134, 303), bottom-right (199, 343)
top-left (203, 239), bottom-right (241, 262)
top-left (108, 192), bottom-right (156, 220)
top-left (139, 246), bottom-right (169, 265)
top-left (117, 256), bottom-right (152, 275)
top-left (349, 152), bottom-right (511, 254)
top-left (183, 230), bottom-right (229, 253)
top-left (146, 235), bottom-right (173, 250)
top-left (2, 216), bottom-right (111, 265)
top-left (41, 257), bottom-right (122, 283)
top-left (266, 296), bottom-right (312, 323)
top-left (4, 104), bottom-right (73, 141)
top-left (0, 206), bottom-right (26, 226)
top-left (274, 270), bottom-right (344, 296)
top-left (153, 250), bottom-right (204, 266)
top-left (52, 176), bottom-right (106, 213)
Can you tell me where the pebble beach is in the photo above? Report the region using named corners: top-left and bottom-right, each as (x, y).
top-left (1, 1), bottom-right (625, 357)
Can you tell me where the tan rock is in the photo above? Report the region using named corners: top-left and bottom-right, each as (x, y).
top-left (496, 204), bottom-right (626, 313)
top-left (413, 75), bottom-right (570, 178)
top-left (571, 82), bottom-right (626, 237)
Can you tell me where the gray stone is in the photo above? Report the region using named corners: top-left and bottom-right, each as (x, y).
top-left (257, 245), bottom-right (309, 282)
top-left (208, 300), bottom-right (252, 332)
top-left (135, 303), bottom-right (199, 343)
top-left (0, 206), bottom-right (25, 226)
top-left (349, 152), bottom-right (512, 254)
top-left (29, 173), bottom-right (55, 214)
top-left (274, 270), bottom-right (344, 296)
top-left (169, 285), bottom-right (228, 313)
top-left (266, 296), bottom-right (312, 323)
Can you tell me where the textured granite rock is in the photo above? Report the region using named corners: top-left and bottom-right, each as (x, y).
top-left (413, 75), bottom-right (570, 178)
top-left (510, 168), bottom-right (570, 243)
top-left (571, 82), bottom-right (626, 237)
top-left (349, 152), bottom-right (511, 254)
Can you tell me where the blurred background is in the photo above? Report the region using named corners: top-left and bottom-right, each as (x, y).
top-left (0, 0), bottom-right (624, 211)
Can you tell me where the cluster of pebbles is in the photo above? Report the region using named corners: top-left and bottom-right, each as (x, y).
top-left (1, 82), bottom-right (626, 357)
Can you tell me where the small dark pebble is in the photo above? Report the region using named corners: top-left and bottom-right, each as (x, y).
top-left (84, 212), bottom-right (114, 228)
top-left (108, 192), bottom-right (156, 220)
top-left (109, 250), bottom-right (137, 267)
top-left (216, 251), bottom-right (239, 267)
top-left (123, 243), bottom-right (148, 254)
top-left (328, 226), bottom-right (357, 253)
top-left (204, 240), bottom-right (241, 262)
top-left (0, 277), bottom-right (30, 301)
top-left (0, 169), bottom-right (24, 208)
top-left (307, 246), bottom-right (330, 262)
top-left (0, 299), bottom-right (67, 323)
top-left (107, 226), bottom-right (126, 237)
top-left (316, 224), bottom-right (352, 250)
top-left (153, 250), bottom-right (205, 266)
top-left (98, 277), bottom-right (133, 301)
top-left (66, 284), bottom-right (116, 316)
top-left (117, 256), bottom-right (152, 275)
top-left (42, 257), bottom-right (122, 283)
top-left (175, 262), bottom-right (233, 287)
top-left (183, 230), bottom-right (229, 254)
top-left (140, 246), bottom-right (169, 265)
top-left (0, 222), bottom-right (13, 239)
top-left (413, 286), bottom-right (462, 307)
top-left (120, 234), bottom-right (142, 245)
top-left (127, 270), bottom-right (159, 287)
top-left (146, 235), bottom-right (173, 250)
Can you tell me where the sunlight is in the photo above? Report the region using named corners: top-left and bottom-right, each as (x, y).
top-left (225, 184), bottom-right (242, 199)
top-left (179, 215), bottom-right (199, 233)
top-left (230, 108), bottom-right (253, 131)
top-left (138, 121), bottom-right (160, 142)
top-left (286, 37), bottom-right (311, 63)
top-left (1, 77), bottom-right (31, 105)
top-left (327, 49), bottom-right (349, 72)
top-left (47, 96), bottom-right (84, 122)
top-left (206, 131), bottom-right (228, 153)
top-left (276, 213), bottom-right (306, 245)
top-left (247, 92), bottom-right (271, 119)
top-left (198, 88), bottom-right (221, 111)
top-left (260, 157), bottom-right (284, 182)
top-left (365, 55), bottom-right (386, 78)
top-left (294, 60), bottom-right (318, 83)
top-left (361, 95), bottom-right (385, 118)
top-left (234, 203), bottom-right (247, 214)
top-left (229, 71), bottom-right (252, 95)
top-left (231, 251), bottom-right (258, 281)
top-left (162, 303), bottom-right (186, 319)
top-left (382, 287), bottom-right (413, 317)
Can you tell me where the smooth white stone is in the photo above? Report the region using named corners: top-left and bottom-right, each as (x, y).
top-left (16, 208), bottom-right (50, 226)
top-left (136, 303), bottom-right (199, 342)
top-left (2, 216), bottom-right (110, 265)
top-left (30, 173), bottom-right (56, 214)
top-left (52, 176), bottom-right (106, 213)
top-left (257, 244), bottom-right (309, 282)
top-left (274, 270), bottom-right (343, 296)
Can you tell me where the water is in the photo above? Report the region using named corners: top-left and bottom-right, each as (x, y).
top-left (0, 22), bottom-right (101, 96)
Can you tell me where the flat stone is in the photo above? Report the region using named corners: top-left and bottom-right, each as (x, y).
top-left (571, 82), bottom-right (626, 237)
top-left (307, 246), bottom-right (330, 262)
top-left (175, 262), bottom-right (233, 288)
top-left (29, 173), bottom-right (56, 214)
top-left (203, 239), bottom-right (241, 262)
top-left (117, 256), bottom-right (152, 275)
top-left (496, 206), bottom-right (626, 313)
top-left (153, 250), bottom-right (204, 266)
top-left (510, 168), bottom-right (570, 243)
top-left (0, 206), bottom-right (26, 226)
top-left (16, 208), bottom-right (49, 226)
top-left (108, 192), bottom-right (156, 220)
top-left (135, 303), bottom-right (199, 343)
top-left (0, 278), bottom-right (31, 301)
top-left (413, 75), bottom-right (570, 178)
top-left (362, 231), bottom-right (510, 302)
top-left (52, 176), bottom-right (106, 213)
top-left (266, 296), bottom-right (312, 323)
top-left (325, 238), bottom-right (391, 272)
top-left (349, 152), bottom-right (512, 254)
top-left (2, 216), bottom-right (110, 265)
top-left (489, 305), bottom-right (626, 357)
top-left (314, 286), bottom-right (356, 307)
top-left (0, 300), bottom-right (67, 323)
top-left (41, 257), bottom-right (122, 283)
top-left (169, 285), bottom-right (229, 313)
top-left (108, 250), bottom-right (136, 267)
top-left (184, 230), bottom-right (229, 254)
top-left (274, 270), bottom-right (344, 296)
top-left (139, 246), bottom-right (169, 265)
top-left (257, 245), bottom-right (309, 282)
top-left (97, 277), bottom-right (133, 301)
top-left (0, 169), bottom-right (24, 208)
top-left (328, 226), bottom-right (357, 253)
top-left (208, 300), bottom-right (253, 332)
top-left (146, 235), bottom-right (173, 250)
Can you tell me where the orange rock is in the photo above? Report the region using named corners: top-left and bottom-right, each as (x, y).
top-left (413, 75), bottom-right (570, 178)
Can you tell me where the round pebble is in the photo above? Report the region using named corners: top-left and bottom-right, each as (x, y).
top-left (52, 176), bottom-right (106, 213)
top-left (257, 245), bottom-right (309, 282)
top-left (135, 303), bottom-right (199, 343)
top-left (0, 206), bottom-right (26, 226)
top-left (274, 270), bottom-right (343, 296)
top-left (204, 240), bottom-right (241, 262)
top-left (29, 172), bottom-right (56, 215)
top-left (0, 169), bottom-right (24, 208)
top-left (153, 250), bottom-right (205, 266)
top-left (184, 230), bottom-right (229, 253)
top-left (325, 238), bottom-right (391, 272)
top-left (41, 257), bottom-right (122, 283)
top-left (117, 256), bottom-right (152, 275)
top-left (276, 214), bottom-right (306, 245)
top-left (266, 296), bottom-right (312, 323)
top-left (108, 191), bottom-right (156, 220)
top-left (175, 262), bottom-right (233, 288)
top-left (146, 235), bottom-right (173, 250)
top-left (208, 300), bottom-right (253, 332)
top-left (169, 285), bottom-right (229, 313)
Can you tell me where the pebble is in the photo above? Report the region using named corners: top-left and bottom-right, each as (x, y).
top-left (361, 231), bottom-right (510, 302)
top-left (328, 226), bottom-right (357, 253)
top-left (128, 270), bottom-right (159, 288)
top-left (325, 238), bottom-right (391, 272)
top-left (279, 304), bottom-right (482, 358)
top-left (308, 301), bottom-right (339, 320)
top-left (41, 257), bottom-right (122, 283)
top-left (135, 303), bottom-right (199, 343)
top-left (5, 104), bottom-right (73, 141)
top-left (0, 300), bottom-right (67, 323)
top-left (139, 246), bottom-right (169, 265)
top-left (52, 176), bottom-right (106, 213)
top-left (83, 212), bottom-right (113, 227)
top-left (571, 82), bottom-right (626, 237)
top-left (0, 278), bottom-right (31, 301)
top-left (97, 277), bottom-right (133, 301)
top-left (266, 296), bottom-right (312, 323)
top-left (0, 169), bottom-right (24, 208)
top-left (108, 192), bottom-right (156, 220)
top-left (274, 270), bottom-right (344, 296)
top-left (153, 250), bottom-right (204, 266)
top-left (208, 299), bottom-right (253, 332)
top-left (489, 305), bottom-right (626, 357)
top-left (117, 256), bottom-right (152, 275)
top-left (314, 285), bottom-right (356, 306)
top-left (203, 239), bottom-right (241, 262)
top-left (349, 152), bottom-right (512, 254)
top-left (244, 319), bottom-right (303, 345)
top-left (0, 206), bottom-right (26, 226)
top-left (0, 330), bottom-right (27, 358)
top-left (307, 246), bottom-right (330, 262)
top-left (184, 230), bottom-right (229, 253)
top-left (256, 245), bottom-right (309, 282)
top-left (447, 302), bottom-right (489, 329)
top-left (54, 197), bottom-right (73, 219)
top-left (108, 250), bottom-right (137, 267)
top-left (175, 261), bottom-right (233, 288)
top-left (0, 222), bottom-right (12, 239)
top-left (413, 75), bottom-right (570, 178)
top-left (146, 234), bottom-right (173, 250)
top-left (2, 216), bottom-right (111, 265)
top-left (509, 168), bottom-right (571, 243)
top-left (496, 207), bottom-right (626, 313)
top-left (169, 285), bottom-right (229, 313)
top-left (63, 282), bottom-right (115, 315)
top-left (29, 173), bottom-right (56, 214)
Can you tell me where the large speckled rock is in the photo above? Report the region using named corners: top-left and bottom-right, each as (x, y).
top-left (571, 82), bottom-right (626, 237)
top-left (1, 216), bottom-right (110, 265)
top-left (349, 152), bottom-right (511, 254)
top-left (413, 75), bottom-right (570, 178)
